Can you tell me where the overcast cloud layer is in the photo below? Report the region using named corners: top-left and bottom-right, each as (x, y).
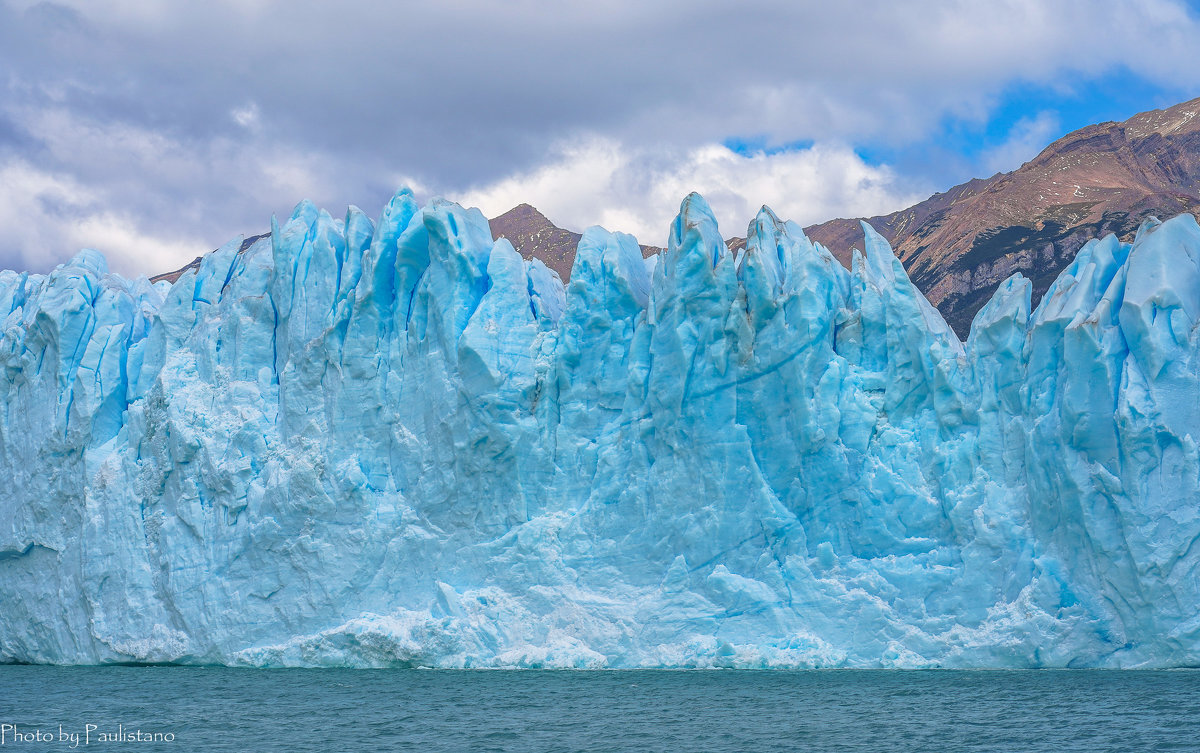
top-left (2, 0), bottom-right (1200, 276)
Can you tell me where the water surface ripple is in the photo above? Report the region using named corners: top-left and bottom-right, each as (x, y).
top-left (2, 668), bottom-right (1198, 752)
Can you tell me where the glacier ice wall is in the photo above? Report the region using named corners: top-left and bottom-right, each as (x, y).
top-left (2, 190), bottom-right (1199, 668)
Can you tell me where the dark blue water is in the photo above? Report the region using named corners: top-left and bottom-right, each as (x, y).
top-left (2, 668), bottom-right (1198, 752)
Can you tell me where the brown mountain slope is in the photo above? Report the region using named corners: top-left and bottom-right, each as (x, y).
top-left (488, 203), bottom-right (662, 280)
top-left (488, 204), bottom-right (582, 281)
top-left (803, 97), bottom-right (1200, 336)
top-left (486, 97), bottom-right (1200, 336)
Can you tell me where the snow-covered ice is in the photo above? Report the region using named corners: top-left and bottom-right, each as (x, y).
top-left (2, 190), bottom-right (1199, 668)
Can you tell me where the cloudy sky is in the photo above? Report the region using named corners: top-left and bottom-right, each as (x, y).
top-left (2, 0), bottom-right (1200, 277)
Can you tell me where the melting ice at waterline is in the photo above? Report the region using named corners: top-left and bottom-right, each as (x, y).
top-left (1, 190), bottom-right (1199, 668)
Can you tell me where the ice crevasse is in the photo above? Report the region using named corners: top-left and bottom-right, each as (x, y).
top-left (1, 189), bottom-right (1199, 668)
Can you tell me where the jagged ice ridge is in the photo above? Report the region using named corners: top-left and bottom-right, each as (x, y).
top-left (2, 189), bottom-right (1199, 668)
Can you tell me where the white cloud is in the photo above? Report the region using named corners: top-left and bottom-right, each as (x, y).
top-left (14, 0), bottom-right (1200, 159)
top-left (456, 137), bottom-right (926, 244)
top-left (231, 102), bottom-right (260, 130)
top-left (0, 108), bottom-right (350, 276)
top-left (0, 160), bottom-right (211, 276)
top-left (981, 111), bottom-right (1062, 175)
top-left (4, 0), bottom-right (1200, 275)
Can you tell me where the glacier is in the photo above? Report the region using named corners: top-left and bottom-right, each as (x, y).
top-left (1, 189), bottom-right (1199, 668)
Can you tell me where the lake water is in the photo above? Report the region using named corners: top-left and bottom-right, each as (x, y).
top-left (1, 667), bottom-right (1198, 752)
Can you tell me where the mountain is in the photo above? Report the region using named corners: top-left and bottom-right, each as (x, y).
top-left (487, 204), bottom-right (582, 281)
top-left (804, 97), bottom-right (1200, 336)
top-left (472, 98), bottom-right (1200, 338)
top-left (152, 98), bottom-right (1200, 337)
top-left (4, 189), bottom-right (1200, 667)
top-left (488, 203), bottom-right (663, 281)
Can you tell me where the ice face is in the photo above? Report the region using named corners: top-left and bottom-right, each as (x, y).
top-left (1, 191), bottom-right (1199, 668)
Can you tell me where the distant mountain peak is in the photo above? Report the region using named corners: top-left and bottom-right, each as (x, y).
top-left (493, 202), bottom-right (548, 221)
top-left (487, 204), bottom-right (582, 281)
top-left (1121, 96), bottom-right (1200, 140)
top-left (487, 204), bottom-right (663, 281)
